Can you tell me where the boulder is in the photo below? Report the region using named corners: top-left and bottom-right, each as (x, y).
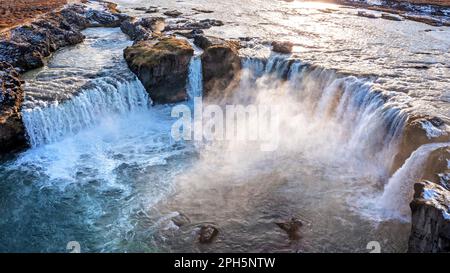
top-left (0, 62), bottom-right (27, 153)
top-left (120, 17), bottom-right (165, 41)
top-left (408, 181), bottom-right (450, 252)
top-left (164, 10), bottom-right (182, 18)
top-left (275, 217), bottom-right (303, 240)
top-left (201, 39), bottom-right (241, 98)
top-left (381, 13), bottom-right (403, 21)
top-left (164, 18), bottom-right (224, 32)
top-left (357, 11), bottom-right (377, 19)
top-left (271, 41), bottom-right (293, 54)
top-left (391, 116), bottom-right (449, 174)
top-left (171, 212), bottom-right (191, 227)
top-left (198, 224), bottom-right (219, 243)
top-left (124, 37), bottom-right (194, 103)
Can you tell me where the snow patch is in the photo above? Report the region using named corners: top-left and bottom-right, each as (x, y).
top-left (420, 120), bottom-right (448, 139)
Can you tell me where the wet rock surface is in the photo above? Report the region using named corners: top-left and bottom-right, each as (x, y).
top-left (392, 116), bottom-right (449, 174)
top-left (0, 4), bottom-right (126, 73)
top-left (200, 38), bottom-right (241, 98)
top-left (120, 17), bottom-right (165, 41)
top-left (198, 224), bottom-right (219, 244)
top-left (271, 41), bottom-right (293, 54)
top-left (0, 62), bottom-right (26, 153)
top-left (409, 181), bottom-right (450, 252)
top-left (171, 212), bottom-right (191, 227)
top-left (124, 37), bottom-right (194, 103)
top-left (275, 217), bottom-right (303, 240)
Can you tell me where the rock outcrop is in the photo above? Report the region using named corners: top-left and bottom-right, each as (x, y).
top-left (0, 3), bottom-right (127, 155)
top-left (275, 217), bottom-right (303, 240)
top-left (120, 17), bottom-right (165, 41)
top-left (0, 4), bottom-right (126, 73)
top-left (391, 115), bottom-right (449, 174)
top-left (198, 224), bottom-right (219, 244)
top-left (199, 37), bottom-right (241, 99)
top-left (271, 41), bottom-right (294, 54)
top-left (0, 62), bottom-right (26, 153)
top-left (124, 37), bottom-right (194, 103)
top-left (409, 181), bottom-right (450, 252)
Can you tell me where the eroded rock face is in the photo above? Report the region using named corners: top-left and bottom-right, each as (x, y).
top-left (198, 224), bottom-right (219, 244)
top-left (124, 37), bottom-right (194, 103)
top-left (409, 181), bottom-right (450, 253)
top-left (200, 38), bottom-right (241, 98)
top-left (271, 41), bottom-right (293, 54)
top-left (391, 115), bottom-right (449, 174)
top-left (120, 17), bottom-right (165, 41)
top-left (275, 217), bottom-right (303, 240)
top-left (0, 62), bottom-right (26, 153)
top-left (0, 4), bottom-right (125, 73)
top-left (420, 146), bottom-right (450, 186)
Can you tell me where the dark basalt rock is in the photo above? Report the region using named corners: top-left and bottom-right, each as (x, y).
top-left (124, 37), bottom-right (194, 104)
top-left (201, 38), bottom-right (241, 98)
top-left (198, 224), bottom-right (219, 243)
top-left (171, 212), bottom-right (191, 227)
top-left (391, 115), bottom-right (449, 175)
top-left (381, 13), bottom-right (403, 21)
top-left (164, 18), bottom-right (224, 32)
top-left (164, 10), bottom-right (183, 18)
top-left (275, 217), bottom-right (303, 240)
top-left (357, 11), bottom-right (378, 19)
top-left (0, 62), bottom-right (27, 154)
top-left (120, 17), bottom-right (165, 41)
top-left (408, 181), bottom-right (450, 253)
top-left (271, 41), bottom-right (293, 54)
top-left (0, 4), bottom-right (125, 73)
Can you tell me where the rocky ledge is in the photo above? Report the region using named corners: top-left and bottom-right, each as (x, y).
top-left (0, 62), bottom-right (26, 154)
top-left (409, 180), bottom-right (450, 252)
top-left (0, 3), bottom-right (127, 155)
top-left (124, 37), bottom-right (194, 103)
top-left (0, 4), bottom-right (127, 73)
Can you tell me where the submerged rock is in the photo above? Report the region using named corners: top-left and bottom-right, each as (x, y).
top-left (275, 217), bottom-right (303, 240)
top-left (198, 224), bottom-right (219, 243)
top-left (271, 41), bottom-right (293, 54)
top-left (0, 62), bottom-right (26, 153)
top-left (409, 181), bottom-right (450, 253)
top-left (201, 38), bottom-right (241, 98)
top-left (171, 212), bottom-right (191, 227)
top-left (124, 37), bottom-right (194, 103)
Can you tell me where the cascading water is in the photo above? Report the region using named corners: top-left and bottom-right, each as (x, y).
top-left (0, 41), bottom-right (418, 253)
top-left (378, 142), bottom-right (450, 221)
top-left (237, 56), bottom-right (407, 175)
top-left (186, 55), bottom-right (203, 101)
top-left (22, 77), bottom-right (150, 147)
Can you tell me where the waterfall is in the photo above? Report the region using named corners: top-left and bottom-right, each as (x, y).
top-left (238, 57), bottom-right (407, 173)
top-left (186, 55), bottom-right (203, 102)
top-left (378, 142), bottom-right (450, 221)
top-left (22, 77), bottom-right (150, 147)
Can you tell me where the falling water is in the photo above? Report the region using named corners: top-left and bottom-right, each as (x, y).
top-left (238, 57), bottom-right (407, 174)
top-left (22, 77), bottom-right (150, 147)
top-left (378, 142), bottom-right (450, 221)
top-left (186, 55), bottom-right (203, 101)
